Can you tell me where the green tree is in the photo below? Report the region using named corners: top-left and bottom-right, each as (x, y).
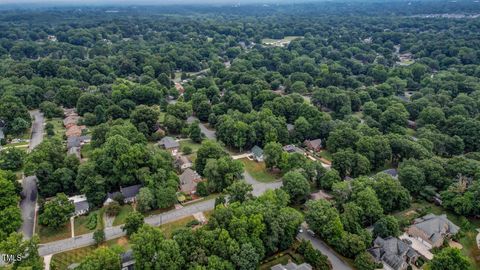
top-left (224, 181), bottom-right (253, 203)
top-left (430, 247), bottom-right (471, 270)
top-left (353, 187), bottom-right (383, 226)
top-left (93, 229), bottom-right (105, 246)
top-left (123, 212), bottom-right (145, 237)
top-left (137, 187), bottom-right (155, 213)
top-left (398, 165), bottom-right (425, 194)
top-left (282, 171), bottom-right (311, 204)
top-left (77, 247), bottom-right (121, 270)
top-left (189, 121), bottom-right (203, 143)
top-left (305, 200), bottom-right (344, 243)
top-left (39, 193), bottom-right (75, 229)
top-left (131, 225), bottom-right (184, 270)
top-left (373, 215), bottom-right (400, 238)
top-left (354, 251), bottom-right (381, 270)
top-left (204, 157), bottom-right (244, 192)
top-left (130, 105), bottom-right (160, 136)
top-left (195, 140), bottom-right (227, 176)
top-left (264, 142), bottom-right (283, 170)
top-left (0, 233), bottom-right (43, 270)
top-left (0, 147), bottom-right (25, 171)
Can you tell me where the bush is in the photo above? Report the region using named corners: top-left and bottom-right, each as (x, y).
top-left (105, 201), bottom-right (121, 217)
top-left (86, 213), bottom-right (98, 230)
top-left (182, 146), bottom-right (192, 155)
top-left (196, 181), bottom-right (209, 197)
top-left (93, 229), bottom-right (105, 245)
top-left (186, 220), bottom-right (200, 227)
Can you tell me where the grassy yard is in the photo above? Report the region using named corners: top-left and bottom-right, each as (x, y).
top-left (37, 222), bottom-right (71, 244)
top-left (179, 139), bottom-right (202, 153)
top-left (241, 158), bottom-right (280, 183)
top-left (50, 237), bottom-right (130, 270)
top-left (74, 209), bottom-right (104, 236)
top-left (158, 215), bottom-right (196, 238)
top-left (46, 118), bottom-right (65, 140)
top-left (112, 205), bottom-right (134, 226)
top-left (317, 150), bottom-right (333, 161)
top-left (393, 200), bottom-right (480, 269)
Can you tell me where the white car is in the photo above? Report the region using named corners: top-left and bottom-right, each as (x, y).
top-left (307, 229), bottom-right (315, 236)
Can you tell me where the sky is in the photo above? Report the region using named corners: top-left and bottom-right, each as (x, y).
top-left (0, 0), bottom-right (308, 5)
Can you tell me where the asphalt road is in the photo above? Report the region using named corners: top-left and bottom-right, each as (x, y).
top-left (297, 226), bottom-right (353, 270)
top-left (38, 170), bottom-right (279, 256)
top-left (39, 199), bottom-right (216, 256)
top-left (19, 110), bottom-right (44, 239)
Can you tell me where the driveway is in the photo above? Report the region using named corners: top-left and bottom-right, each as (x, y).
top-left (187, 116), bottom-right (216, 140)
top-left (297, 225), bottom-right (353, 270)
top-left (244, 171), bottom-right (282, 197)
top-left (28, 110), bottom-right (45, 152)
top-left (19, 176), bottom-right (38, 239)
top-left (19, 110), bottom-right (44, 239)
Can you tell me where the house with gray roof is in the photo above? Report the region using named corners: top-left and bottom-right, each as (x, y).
top-left (69, 195), bottom-right (90, 216)
top-left (271, 262), bottom-right (312, 270)
top-left (283, 144), bottom-right (305, 155)
top-left (406, 214), bottom-right (459, 248)
top-left (67, 136), bottom-right (91, 150)
top-left (368, 236), bottom-right (419, 270)
top-left (121, 250), bottom-right (135, 270)
top-left (158, 136), bottom-right (180, 155)
top-left (380, 168), bottom-right (398, 179)
top-left (251, 145), bottom-right (264, 162)
top-left (180, 168), bottom-right (202, 194)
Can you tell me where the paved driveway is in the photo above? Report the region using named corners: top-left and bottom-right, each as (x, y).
top-left (297, 226), bottom-right (353, 270)
top-left (187, 116), bottom-right (216, 140)
top-left (19, 110), bottom-right (44, 239)
top-left (244, 171), bottom-right (282, 197)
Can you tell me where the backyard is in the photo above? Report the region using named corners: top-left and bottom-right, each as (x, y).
top-left (112, 204), bottom-right (134, 226)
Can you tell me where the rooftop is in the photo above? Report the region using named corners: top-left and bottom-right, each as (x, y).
top-left (159, 136), bottom-right (180, 149)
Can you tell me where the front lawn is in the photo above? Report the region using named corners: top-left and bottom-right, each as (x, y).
top-left (37, 222), bottom-right (71, 244)
top-left (112, 204), bottom-right (134, 226)
top-left (46, 118), bottom-right (65, 140)
top-left (241, 158), bottom-right (280, 183)
top-left (74, 210), bottom-right (103, 236)
top-left (158, 215), bottom-right (196, 238)
top-left (179, 139), bottom-right (202, 153)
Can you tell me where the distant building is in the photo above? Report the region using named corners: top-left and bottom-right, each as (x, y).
top-left (251, 145), bottom-right (264, 162)
top-left (380, 168), bottom-right (398, 179)
top-left (283, 144), bottom-right (305, 155)
top-left (104, 185), bottom-right (142, 205)
top-left (69, 195), bottom-right (89, 216)
top-left (66, 125), bottom-right (87, 138)
top-left (304, 139), bottom-right (322, 152)
top-left (175, 82), bottom-right (185, 94)
top-left (271, 262), bottom-right (312, 270)
top-left (68, 146), bottom-right (81, 160)
top-left (63, 115), bottom-right (80, 128)
top-left (368, 236), bottom-right (419, 270)
top-left (407, 120), bottom-right (417, 129)
top-left (406, 214), bottom-right (459, 248)
top-left (179, 168), bottom-right (202, 194)
top-left (286, 124), bottom-right (295, 133)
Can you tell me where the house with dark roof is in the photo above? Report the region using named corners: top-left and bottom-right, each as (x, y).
top-left (104, 184), bottom-right (142, 205)
top-left (121, 250), bottom-right (135, 270)
top-left (368, 236), bottom-right (419, 270)
top-left (304, 139), bottom-right (322, 152)
top-left (180, 168), bottom-right (202, 194)
top-left (283, 144), bottom-right (305, 155)
top-left (406, 214), bottom-right (459, 248)
top-left (0, 119), bottom-right (5, 141)
top-left (69, 195), bottom-right (90, 216)
top-left (271, 262), bottom-right (312, 270)
top-left (251, 145), bottom-right (264, 162)
top-left (380, 168), bottom-right (398, 179)
top-left (158, 136), bottom-right (180, 155)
